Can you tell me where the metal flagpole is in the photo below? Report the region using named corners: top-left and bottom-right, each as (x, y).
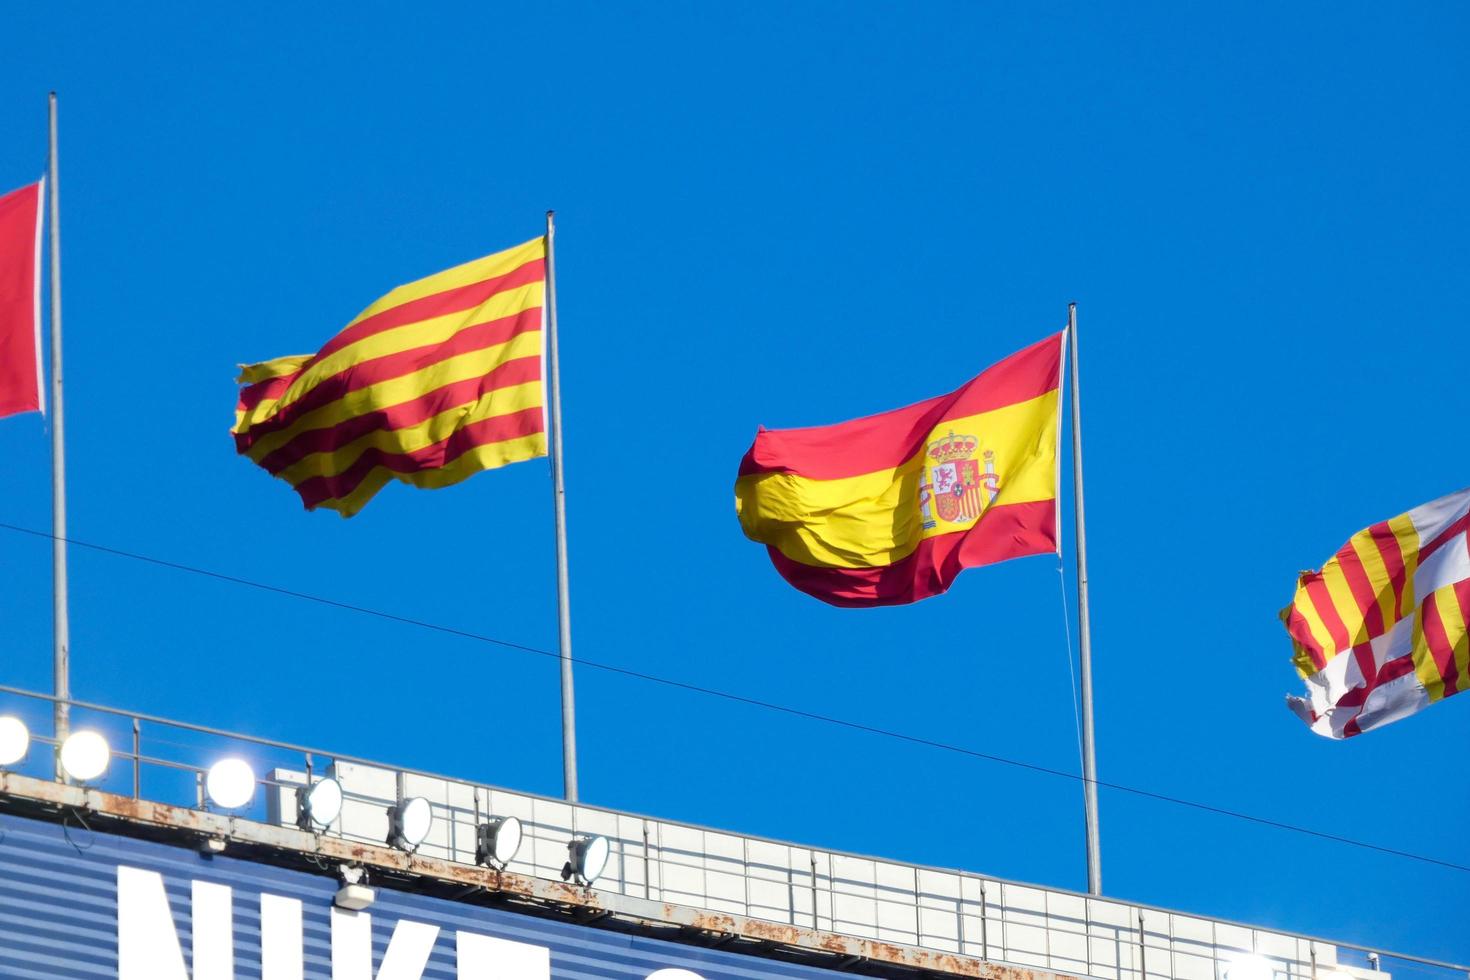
top-left (48, 92), bottom-right (72, 760)
top-left (1068, 303), bottom-right (1101, 894)
top-left (544, 211), bottom-right (578, 802)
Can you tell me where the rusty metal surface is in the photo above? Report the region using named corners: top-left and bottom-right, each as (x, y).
top-left (0, 771), bottom-right (1073, 980)
top-left (0, 682), bottom-right (1458, 980)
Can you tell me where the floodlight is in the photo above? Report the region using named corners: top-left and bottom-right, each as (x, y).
top-left (297, 777), bottom-right (344, 829)
top-left (475, 815), bottom-right (523, 867)
top-left (205, 758), bottom-right (256, 809)
top-left (387, 796), bottom-right (432, 850)
top-left (0, 716), bottom-right (30, 767)
top-left (334, 883), bottom-right (376, 910)
top-left (59, 730), bottom-right (110, 783)
top-left (564, 834), bottom-right (610, 884)
top-left (1226, 955), bottom-right (1275, 980)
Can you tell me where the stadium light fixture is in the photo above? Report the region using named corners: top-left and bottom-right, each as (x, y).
top-left (0, 716), bottom-right (30, 767)
top-left (563, 834), bottom-right (610, 885)
top-left (59, 730), bottom-right (110, 783)
top-left (334, 865), bottom-right (375, 910)
top-left (387, 796), bottom-right (433, 850)
top-left (475, 815), bottom-right (523, 868)
top-left (297, 777), bottom-right (344, 829)
top-left (1227, 955), bottom-right (1275, 980)
top-left (204, 758), bottom-right (256, 810)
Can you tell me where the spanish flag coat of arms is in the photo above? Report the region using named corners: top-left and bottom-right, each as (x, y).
top-left (735, 333), bottom-right (1063, 607)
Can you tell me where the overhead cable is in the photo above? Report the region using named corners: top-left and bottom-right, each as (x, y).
top-left (0, 519), bottom-right (1465, 875)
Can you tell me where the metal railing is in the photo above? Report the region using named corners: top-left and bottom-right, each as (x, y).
top-left (0, 683), bottom-right (1464, 980)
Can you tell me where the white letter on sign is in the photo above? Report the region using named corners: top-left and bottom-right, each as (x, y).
top-left (261, 894), bottom-right (304, 980)
top-left (117, 868), bottom-right (234, 980)
top-left (118, 867), bottom-right (189, 980)
top-left (330, 907), bottom-right (440, 980)
top-left (190, 880), bottom-right (234, 980)
top-left (456, 931), bottom-right (551, 979)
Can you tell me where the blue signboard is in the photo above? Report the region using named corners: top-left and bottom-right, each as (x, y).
top-left (0, 812), bottom-right (858, 980)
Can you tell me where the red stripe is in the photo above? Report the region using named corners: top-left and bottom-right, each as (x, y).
top-left (1447, 579), bottom-right (1470, 697)
top-left (317, 257), bottom-right (544, 361)
top-left (1334, 541), bottom-right (1386, 640)
top-left (1420, 592), bottom-right (1457, 697)
top-left (235, 307), bottom-right (541, 451)
top-left (292, 406), bottom-right (545, 508)
top-left (1419, 509), bottom-right (1470, 562)
top-left (237, 372), bottom-right (300, 415)
top-left (1302, 575), bottom-right (1352, 653)
top-left (1352, 643), bottom-right (1377, 689)
top-left (1368, 521), bottom-right (1411, 621)
top-left (1323, 643), bottom-right (1378, 715)
top-left (763, 499), bottom-right (1056, 607)
top-left (1284, 604), bottom-right (1328, 670)
top-left (257, 355), bottom-right (542, 474)
top-left (1340, 655), bottom-right (1419, 738)
top-left (237, 259), bottom-right (541, 413)
top-left (738, 334), bottom-right (1062, 480)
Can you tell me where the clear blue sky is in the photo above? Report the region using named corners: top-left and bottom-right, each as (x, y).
top-left (2, 1), bottom-right (1467, 966)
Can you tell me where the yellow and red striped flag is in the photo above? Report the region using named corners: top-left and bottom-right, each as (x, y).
top-left (1284, 487), bottom-right (1470, 737)
top-left (734, 334), bottom-right (1063, 606)
top-left (233, 237), bottom-right (547, 516)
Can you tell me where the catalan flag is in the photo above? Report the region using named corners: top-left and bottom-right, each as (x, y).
top-left (233, 237), bottom-right (547, 516)
top-left (1284, 487), bottom-right (1470, 738)
top-left (735, 334), bottom-right (1063, 607)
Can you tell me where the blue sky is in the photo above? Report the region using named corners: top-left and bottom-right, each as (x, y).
top-left (2, 0), bottom-right (1468, 966)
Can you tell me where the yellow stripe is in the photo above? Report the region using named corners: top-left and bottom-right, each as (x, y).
top-left (1319, 560), bottom-right (1367, 646)
top-left (235, 355), bottom-right (314, 429)
top-left (244, 331), bottom-right (543, 462)
top-left (738, 454), bottom-right (926, 568)
top-left (319, 431), bottom-right (548, 518)
top-left (1289, 639), bottom-right (1317, 680)
top-left (1450, 592), bottom-right (1470, 704)
top-left (1389, 513), bottom-right (1420, 619)
top-left (239, 282), bottom-right (544, 429)
top-left (274, 380), bottom-right (543, 487)
top-left (343, 237), bottom-right (545, 330)
top-left (1290, 585), bottom-right (1338, 664)
top-left (1350, 533), bottom-right (1398, 632)
top-left (1411, 592), bottom-right (1446, 701)
top-left (238, 355), bottom-right (312, 385)
top-left (1430, 587), bottom-right (1470, 703)
top-left (735, 390), bottom-right (1057, 569)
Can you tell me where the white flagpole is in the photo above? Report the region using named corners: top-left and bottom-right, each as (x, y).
top-left (544, 211), bottom-right (578, 802)
top-left (48, 92), bottom-right (72, 759)
top-left (1068, 303), bottom-right (1102, 894)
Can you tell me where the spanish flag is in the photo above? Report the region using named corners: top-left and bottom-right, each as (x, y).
top-left (233, 237), bottom-right (547, 517)
top-left (735, 334), bottom-right (1063, 607)
top-left (1284, 486), bottom-right (1470, 738)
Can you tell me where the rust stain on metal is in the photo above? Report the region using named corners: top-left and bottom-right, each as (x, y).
top-left (0, 774), bottom-right (1075, 980)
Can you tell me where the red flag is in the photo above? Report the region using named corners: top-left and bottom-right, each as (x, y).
top-left (0, 180), bottom-right (45, 419)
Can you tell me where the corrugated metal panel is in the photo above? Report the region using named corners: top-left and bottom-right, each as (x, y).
top-left (0, 813), bottom-right (869, 979)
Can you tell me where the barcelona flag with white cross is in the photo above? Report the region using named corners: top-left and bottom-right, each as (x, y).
top-left (1284, 486), bottom-right (1470, 737)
